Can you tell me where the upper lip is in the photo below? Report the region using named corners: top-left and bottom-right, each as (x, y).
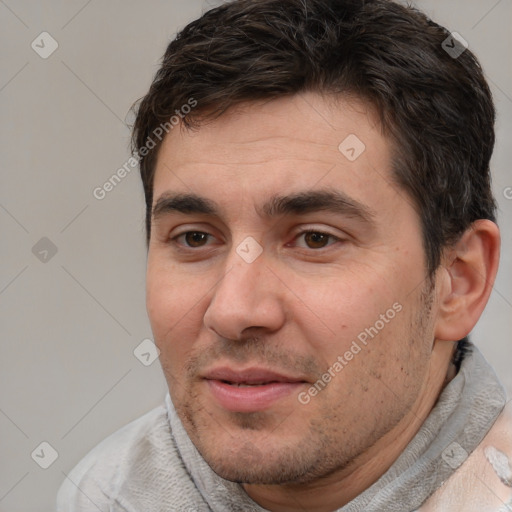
top-left (202, 366), bottom-right (308, 384)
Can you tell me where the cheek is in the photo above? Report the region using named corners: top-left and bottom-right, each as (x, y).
top-left (293, 269), bottom-right (399, 349)
top-left (146, 264), bottom-right (172, 335)
top-left (292, 265), bottom-right (428, 395)
top-left (146, 261), bottom-right (198, 353)
top-left (146, 277), bottom-right (198, 400)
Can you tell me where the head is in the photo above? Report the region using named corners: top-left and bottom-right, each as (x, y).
top-left (133, 0), bottom-right (500, 494)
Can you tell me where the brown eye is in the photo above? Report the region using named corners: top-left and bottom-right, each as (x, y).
top-left (303, 231), bottom-right (331, 249)
top-left (182, 231), bottom-right (210, 247)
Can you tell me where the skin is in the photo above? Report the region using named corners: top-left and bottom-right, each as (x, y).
top-left (145, 92), bottom-right (500, 512)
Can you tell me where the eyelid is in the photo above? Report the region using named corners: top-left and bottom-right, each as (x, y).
top-left (169, 222), bottom-right (220, 240)
top-left (292, 226), bottom-right (343, 238)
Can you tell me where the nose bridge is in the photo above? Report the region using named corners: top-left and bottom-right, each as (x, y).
top-left (218, 234), bottom-right (267, 299)
top-left (203, 240), bottom-right (284, 339)
top-left (214, 241), bottom-right (268, 312)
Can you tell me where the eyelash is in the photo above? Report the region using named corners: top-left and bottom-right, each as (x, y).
top-left (170, 229), bottom-right (343, 251)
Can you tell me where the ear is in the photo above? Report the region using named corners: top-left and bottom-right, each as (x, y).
top-left (434, 220), bottom-right (500, 341)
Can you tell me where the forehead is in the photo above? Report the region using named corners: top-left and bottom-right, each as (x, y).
top-left (157, 93), bottom-right (386, 166)
top-left (152, 92), bottom-right (402, 221)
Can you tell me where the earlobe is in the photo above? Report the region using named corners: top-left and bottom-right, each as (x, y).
top-left (434, 220), bottom-right (500, 341)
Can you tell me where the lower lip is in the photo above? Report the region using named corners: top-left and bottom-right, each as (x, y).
top-left (205, 379), bottom-right (305, 412)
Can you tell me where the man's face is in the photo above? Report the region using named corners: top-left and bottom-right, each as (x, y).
top-left (146, 93), bottom-right (439, 484)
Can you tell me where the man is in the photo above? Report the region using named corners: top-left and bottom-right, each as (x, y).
top-left (57, 0), bottom-right (511, 510)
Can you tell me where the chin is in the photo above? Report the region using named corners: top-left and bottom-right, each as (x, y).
top-left (206, 451), bottom-right (312, 485)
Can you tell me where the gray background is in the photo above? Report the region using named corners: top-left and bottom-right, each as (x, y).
top-left (0, 1), bottom-right (510, 510)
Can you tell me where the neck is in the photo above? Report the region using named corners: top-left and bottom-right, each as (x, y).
top-left (243, 340), bottom-right (457, 512)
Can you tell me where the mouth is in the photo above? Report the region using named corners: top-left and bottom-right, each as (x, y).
top-left (220, 382), bottom-right (280, 387)
top-left (202, 367), bottom-right (308, 413)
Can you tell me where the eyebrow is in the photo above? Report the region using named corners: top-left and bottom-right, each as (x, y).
top-left (152, 189), bottom-right (376, 224)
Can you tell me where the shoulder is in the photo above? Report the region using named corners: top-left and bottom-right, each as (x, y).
top-left (419, 400), bottom-right (512, 512)
top-left (56, 402), bottom-right (198, 511)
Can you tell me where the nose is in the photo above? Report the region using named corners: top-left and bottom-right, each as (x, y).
top-left (203, 243), bottom-right (286, 341)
